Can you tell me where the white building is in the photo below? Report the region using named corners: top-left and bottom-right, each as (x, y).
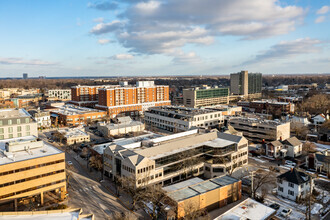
top-left (28, 109), bottom-right (51, 128)
top-left (312, 114), bottom-right (327, 126)
top-left (266, 137), bottom-right (302, 158)
top-left (97, 117), bottom-right (145, 137)
top-left (277, 169), bottom-right (313, 201)
top-left (48, 89), bottom-right (71, 100)
top-left (57, 127), bottom-right (90, 145)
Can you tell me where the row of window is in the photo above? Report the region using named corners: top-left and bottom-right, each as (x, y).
top-left (137, 172), bottom-right (163, 184)
top-left (0, 118), bottom-right (30, 126)
top-left (0, 125), bottom-right (30, 134)
top-left (0, 179), bottom-right (65, 200)
top-left (137, 165), bottom-right (154, 174)
top-left (0, 159), bottom-right (64, 176)
top-left (122, 164), bottom-right (134, 174)
top-left (0, 170), bottom-right (65, 188)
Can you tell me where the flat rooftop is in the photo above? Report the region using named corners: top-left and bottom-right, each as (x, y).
top-left (167, 175), bottom-right (240, 202)
top-left (58, 128), bottom-right (89, 138)
top-left (214, 198), bottom-right (276, 220)
top-left (50, 104), bottom-right (104, 116)
top-left (0, 108), bottom-right (31, 119)
top-left (100, 120), bottom-right (143, 130)
top-left (229, 117), bottom-right (288, 126)
top-left (0, 136), bottom-right (62, 166)
top-left (147, 106), bottom-right (221, 117)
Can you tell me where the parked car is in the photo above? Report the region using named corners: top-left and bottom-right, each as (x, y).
top-left (281, 208), bottom-right (292, 217)
top-left (285, 160), bottom-right (296, 167)
top-left (269, 203), bottom-right (280, 210)
top-left (67, 161), bottom-right (73, 166)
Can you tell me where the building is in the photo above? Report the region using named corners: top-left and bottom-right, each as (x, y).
top-left (50, 104), bottom-right (106, 126)
top-left (266, 137), bottom-right (302, 159)
top-left (238, 100), bottom-right (295, 116)
top-left (230, 71), bottom-right (262, 97)
top-left (70, 85), bottom-right (116, 107)
top-left (11, 94), bottom-right (43, 108)
top-left (277, 168), bottom-right (313, 201)
top-left (48, 89), bottom-right (71, 100)
top-left (228, 117), bottom-right (290, 143)
top-left (23, 73), bottom-right (28, 79)
top-left (144, 106), bottom-right (226, 132)
top-left (0, 109), bottom-right (38, 140)
top-left (164, 176), bottom-right (241, 219)
top-left (56, 127), bottom-right (90, 145)
top-left (28, 109), bottom-right (51, 129)
top-left (97, 117), bottom-right (145, 138)
top-left (96, 81), bottom-right (171, 118)
top-left (0, 136), bottom-right (66, 209)
top-left (0, 88), bottom-right (40, 100)
top-left (306, 150), bottom-right (330, 177)
top-left (103, 129), bottom-right (248, 187)
top-left (214, 198), bottom-right (276, 220)
top-left (0, 209), bottom-right (94, 220)
top-left (312, 114), bottom-right (327, 126)
top-left (183, 86), bottom-right (229, 108)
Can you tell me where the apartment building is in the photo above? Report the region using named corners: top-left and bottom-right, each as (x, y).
top-left (0, 109), bottom-right (38, 140)
top-left (48, 89), bottom-right (71, 100)
top-left (228, 117), bottom-right (290, 143)
top-left (164, 176), bottom-right (241, 219)
top-left (183, 86), bottom-right (229, 108)
top-left (230, 71), bottom-right (262, 96)
top-left (50, 104), bottom-right (106, 126)
top-left (70, 85), bottom-right (118, 107)
top-left (277, 169), bottom-right (313, 201)
top-left (238, 100), bottom-right (295, 116)
top-left (103, 129), bottom-right (248, 187)
top-left (144, 106), bottom-right (225, 132)
top-left (28, 109), bottom-right (51, 128)
top-left (0, 136), bottom-right (66, 209)
top-left (96, 81), bottom-right (171, 118)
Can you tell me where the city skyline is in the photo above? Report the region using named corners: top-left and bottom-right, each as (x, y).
top-left (0, 0), bottom-right (330, 77)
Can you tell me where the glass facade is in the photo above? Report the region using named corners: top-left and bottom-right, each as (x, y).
top-left (196, 88), bottom-right (229, 100)
top-left (248, 73), bottom-right (262, 94)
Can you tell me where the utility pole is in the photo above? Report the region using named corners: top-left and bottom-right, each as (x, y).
top-left (251, 170), bottom-right (256, 198)
top-left (308, 174), bottom-right (312, 220)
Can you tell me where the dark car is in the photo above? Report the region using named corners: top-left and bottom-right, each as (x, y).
top-left (269, 203), bottom-right (280, 210)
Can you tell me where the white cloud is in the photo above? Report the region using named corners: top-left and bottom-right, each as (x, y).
top-left (0, 57), bottom-right (57, 66)
top-left (90, 0), bottom-right (306, 57)
top-left (317, 6), bottom-right (330, 14)
top-left (93, 17), bottom-right (104, 23)
top-left (90, 21), bottom-right (122, 35)
top-left (243, 38), bottom-right (323, 65)
top-left (315, 16), bottom-right (326, 24)
top-left (171, 50), bottom-right (201, 64)
top-left (98, 39), bottom-right (111, 44)
top-left (88, 1), bottom-right (118, 11)
top-left (110, 54), bottom-right (134, 60)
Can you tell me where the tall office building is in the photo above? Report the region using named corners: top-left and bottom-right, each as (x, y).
top-left (96, 81), bottom-right (170, 118)
top-left (183, 86), bottom-right (229, 108)
top-left (230, 71), bottom-right (262, 96)
top-left (22, 73), bottom-right (28, 79)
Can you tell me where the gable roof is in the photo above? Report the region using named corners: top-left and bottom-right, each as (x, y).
top-left (315, 153), bottom-right (330, 163)
top-left (277, 169), bottom-right (310, 185)
top-left (216, 132), bottom-right (242, 143)
top-left (269, 140), bottom-right (282, 147)
top-left (283, 137), bottom-right (302, 146)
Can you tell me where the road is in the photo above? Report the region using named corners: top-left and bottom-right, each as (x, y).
top-left (39, 131), bottom-right (134, 220)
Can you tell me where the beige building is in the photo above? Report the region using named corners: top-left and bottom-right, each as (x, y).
top-left (0, 109), bottom-right (38, 140)
top-left (230, 71), bottom-right (248, 96)
top-left (57, 127), bottom-right (90, 145)
top-left (0, 136), bottom-right (66, 210)
top-left (229, 117), bottom-right (290, 143)
top-left (183, 86), bottom-right (229, 108)
top-left (103, 129), bottom-right (248, 187)
top-left (97, 117), bottom-right (145, 138)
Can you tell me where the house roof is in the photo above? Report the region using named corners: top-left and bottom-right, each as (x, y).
top-left (277, 168), bottom-right (310, 184)
top-left (269, 140), bottom-right (282, 147)
top-left (283, 137), bottom-right (302, 146)
top-left (315, 153), bottom-right (330, 163)
top-left (216, 132), bottom-right (242, 143)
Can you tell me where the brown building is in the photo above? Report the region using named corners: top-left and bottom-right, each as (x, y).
top-left (95, 81), bottom-right (170, 118)
top-left (238, 100), bottom-right (294, 117)
top-left (0, 136), bottom-right (66, 210)
top-left (50, 104), bottom-right (106, 126)
top-left (164, 176), bottom-right (241, 219)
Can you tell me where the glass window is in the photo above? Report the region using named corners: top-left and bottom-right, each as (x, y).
top-left (17, 119), bottom-right (21, 124)
top-left (17, 126), bottom-right (22, 132)
top-left (26, 125), bottom-right (30, 131)
top-left (0, 128), bottom-right (3, 134)
top-left (25, 118), bottom-right (29, 123)
top-left (9, 134), bottom-right (13, 138)
top-left (8, 127), bottom-right (13, 133)
top-left (0, 120), bottom-right (2, 126)
top-left (8, 120), bottom-right (12, 125)
top-left (18, 133), bottom-right (22, 137)
top-left (26, 132), bottom-right (30, 136)
top-left (0, 135), bottom-right (4, 140)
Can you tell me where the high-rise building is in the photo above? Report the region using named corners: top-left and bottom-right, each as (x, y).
top-left (183, 86), bottom-right (229, 108)
top-left (95, 81), bottom-right (170, 118)
top-left (22, 73), bottom-right (28, 79)
top-left (230, 71), bottom-right (262, 96)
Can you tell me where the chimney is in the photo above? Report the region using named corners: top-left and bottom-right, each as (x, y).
top-left (290, 168), bottom-right (293, 172)
top-left (280, 136), bottom-right (282, 141)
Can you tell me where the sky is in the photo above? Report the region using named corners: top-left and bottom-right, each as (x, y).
top-left (0, 0), bottom-right (329, 77)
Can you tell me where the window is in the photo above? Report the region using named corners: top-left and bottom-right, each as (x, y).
top-left (0, 128), bottom-right (3, 134)
top-left (288, 182), bottom-right (294, 188)
top-left (26, 132), bottom-right (30, 136)
top-left (9, 134), bottom-right (13, 138)
top-left (17, 119), bottom-right (21, 124)
top-left (17, 126), bottom-right (22, 132)
top-left (8, 120), bottom-right (12, 125)
top-left (8, 127), bottom-right (13, 133)
top-left (278, 179), bottom-right (282, 184)
top-left (26, 125), bottom-right (30, 131)
top-left (288, 190), bottom-right (294, 196)
top-left (278, 186), bottom-right (283, 192)
top-left (0, 135), bottom-right (4, 140)
top-left (0, 121), bottom-right (2, 126)
top-left (17, 133), bottom-right (22, 137)
top-left (25, 118), bottom-right (29, 123)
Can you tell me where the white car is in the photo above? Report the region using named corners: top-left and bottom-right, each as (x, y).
top-left (285, 160), bottom-right (296, 167)
top-left (281, 208), bottom-right (292, 217)
top-left (67, 161), bottom-right (73, 165)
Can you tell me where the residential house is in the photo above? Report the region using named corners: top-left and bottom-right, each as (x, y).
top-left (266, 137), bottom-right (302, 159)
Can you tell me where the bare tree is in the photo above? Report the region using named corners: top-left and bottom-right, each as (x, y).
top-left (108, 211), bottom-right (137, 220)
top-left (291, 122), bottom-right (309, 139)
top-left (176, 148), bottom-right (203, 178)
top-left (181, 200), bottom-right (209, 220)
top-left (302, 142), bottom-right (316, 154)
top-left (89, 156), bottom-right (102, 171)
top-left (251, 170), bottom-right (275, 199)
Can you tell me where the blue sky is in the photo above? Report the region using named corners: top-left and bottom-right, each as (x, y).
top-left (0, 0), bottom-right (329, 77)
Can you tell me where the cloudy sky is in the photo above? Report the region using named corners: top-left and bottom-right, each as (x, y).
top-left (0, 0), bottom-right (329, 77)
